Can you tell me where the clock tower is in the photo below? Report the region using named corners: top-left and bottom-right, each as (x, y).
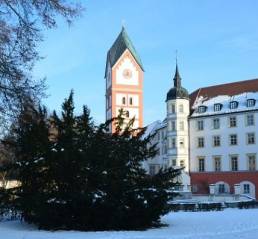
top-left (105, 27), bottom-right (144, 132)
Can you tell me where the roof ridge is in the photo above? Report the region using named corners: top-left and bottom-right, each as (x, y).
top-left (199, 78), bottom-right (258, 90)
top-left (106, 28), bottom-right (144, 72)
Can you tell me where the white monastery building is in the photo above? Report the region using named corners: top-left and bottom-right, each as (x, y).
top-left (105, 28), bottom-right (258, 199)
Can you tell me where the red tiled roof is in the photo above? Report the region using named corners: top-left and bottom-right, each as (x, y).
top-left (190, 78), bottom-right (258, 108)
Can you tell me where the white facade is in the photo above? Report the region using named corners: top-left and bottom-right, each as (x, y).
top-left (189, 111), bottom-right (258, 172)
top-left (144, 73), bottom-right (258, 198)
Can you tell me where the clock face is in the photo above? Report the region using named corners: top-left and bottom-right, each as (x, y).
top-left (123, 69), bottom-right (132, 79)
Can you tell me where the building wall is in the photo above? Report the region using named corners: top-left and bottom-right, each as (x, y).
top-left (189, 109), bottom-right (258, 198)
top-left (190, 172), bottom-right (257, 199)
top-left (189, 111), bottom-right (258, 172)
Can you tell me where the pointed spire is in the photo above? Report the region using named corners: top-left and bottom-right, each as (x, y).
top-left (173, 63), bottom-right (182, 88)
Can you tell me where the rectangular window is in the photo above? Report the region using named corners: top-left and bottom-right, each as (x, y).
top-left (198, 137), bottom-right (205, 148)
top-left (231, 155), bottom-right (238, 171)
top-left (179, 121), bottom-right (184, 131)
top-left (198, 158), bottom-right (205, 172)
top-left (172, 138), bottom-right (176, 148)
top-left (248, 154), bottom-right (256, 171)
top-left (213, 136), bottom-right (221, 147)
top-left (230, 134), bottom-right (237, 145)
top-left (214, 104), bottom-right (222, 111)
top-left (218, 184), bottom-right (225, 194)
top-left (246, 114), bottom-right (254, 126)
top-left (214, 156), bottom-right (221, 171)
top-left (179, 104), bottom-right (184, 113)
top-left (213, 118), bottom-right (220, 129)
top-left (244, 184), bottom-right (250, 194)
top-left (180, 160), bottom-right (184, 167)
top-left (122, 97), bottom-right (126, 105)
top-left (172, 121), bottom-right (176, 131)
top-left (129, 97), bottom-right (133, 105)
top-left (247, 133), bottom-right (255, 144)
top-left (171, 104), bottom-right (175, 113)
top-left (229, 116), bottom-right (237, 127)
top-left (197, 120), bottom-right (204, 131)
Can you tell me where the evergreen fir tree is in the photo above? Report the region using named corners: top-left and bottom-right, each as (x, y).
top-left (1, 93), bottom-right (182, 231)
top-left (1, 103), bottom-right (51, 223)
top-left (85, 110), bottom-right (182, 230)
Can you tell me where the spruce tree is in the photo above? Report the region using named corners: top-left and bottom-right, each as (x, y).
top-left (85, 111), bottom-right (182, 230)
top-left (1, 104), bottom-right (51, 223)
top-left (1, 93), bottom-right (182, 231)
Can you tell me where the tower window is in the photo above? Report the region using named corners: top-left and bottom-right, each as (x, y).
top-left (125, 110), bottom-right (129, 118)
top-left (171, 104), bottom-right (175, 113)
top-left (171, 121), bottom-right (176, 131)
top-left (247, 99), bottom-right (256, 107)
top-left (179, 104), bottom-right (184, 113)
top-left (122, 97), bottom-right (126, 105)
top-left (129, 97), bottom-right (133, 105)
top-left (172, 138), bottom-right (176, 148)
top-left (214, 103), bottom-right (223, 112)
top-left (179, 121), bottom-right (184, 131)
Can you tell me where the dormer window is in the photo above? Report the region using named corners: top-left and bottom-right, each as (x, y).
top-left (229, 101), bottom-right (238, 109)
top-left (198, 106), bottom-right (207, 113)
top-left (214, 103), bottom-right (223, 112)
top-left (247, 99), bottom-right (256, 107)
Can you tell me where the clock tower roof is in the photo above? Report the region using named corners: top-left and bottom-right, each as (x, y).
top-left (105, 27), bottom-right (144, 77)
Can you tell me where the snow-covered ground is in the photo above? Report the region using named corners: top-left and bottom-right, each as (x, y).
top-left (1, 209), bottom-right (258, 239)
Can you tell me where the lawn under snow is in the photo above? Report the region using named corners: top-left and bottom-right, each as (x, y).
top-left (1, 209), bottom-right (258, 239)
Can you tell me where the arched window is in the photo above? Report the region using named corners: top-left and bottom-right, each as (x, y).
top-left (215, 181), bottom-right (230, 194)
top-left (229, 101), bottom-right (238, 109)
top-left (198, 106), bottom-right (207, 113)
top-left (214, 103), bottom-right (223, 112)
top-left (247, 99), bottom-right (256, 107)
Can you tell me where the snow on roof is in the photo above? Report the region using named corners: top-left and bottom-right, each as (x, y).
top-left (191, 91), bottom-right (258, 117)
top-left (142, 120), bottom-right (164, 139)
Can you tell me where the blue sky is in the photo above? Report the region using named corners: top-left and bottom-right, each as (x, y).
top-left (34, 0), bottom-right (258, 125)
